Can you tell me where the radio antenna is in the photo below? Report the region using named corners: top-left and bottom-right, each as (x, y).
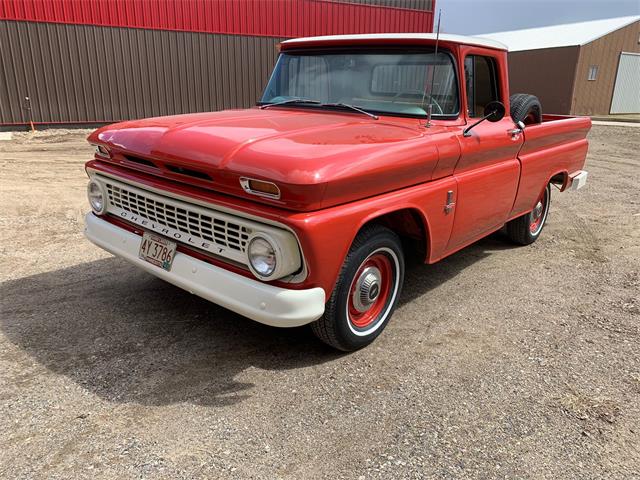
top-left (423, 9), bottom-right (442, 128)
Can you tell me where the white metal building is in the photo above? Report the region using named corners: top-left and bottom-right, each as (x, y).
top-left (481, 16), bottom-right (640, 115)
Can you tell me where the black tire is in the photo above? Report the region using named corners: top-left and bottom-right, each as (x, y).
top-left (311, 225), bottom-right (405, 351)
top-left (510, 93), bottom-right (542, 125)
top-left (506, 184), bottom-right (551, 245)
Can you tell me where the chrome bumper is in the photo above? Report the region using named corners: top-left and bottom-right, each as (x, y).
top-left (84, 213), bottom-right (325, 327)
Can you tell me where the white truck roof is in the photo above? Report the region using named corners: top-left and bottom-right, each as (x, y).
top-left (281, 33), bottom-right (508, 51)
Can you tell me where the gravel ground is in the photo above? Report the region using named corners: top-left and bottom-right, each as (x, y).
top-left (0, 126), bottom-right (638, 479)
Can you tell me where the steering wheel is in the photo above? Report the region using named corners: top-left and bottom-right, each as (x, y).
top-left (391, 89), bottom-right (444, 115)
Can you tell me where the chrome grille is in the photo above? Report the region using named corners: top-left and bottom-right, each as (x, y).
top-left (104, 180), bottom-right (253, 262)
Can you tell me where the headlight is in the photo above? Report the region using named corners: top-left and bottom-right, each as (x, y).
top-left (247, 234), bottom-right (278, 279)
top-left (87, 180), bottom-right (107, 215)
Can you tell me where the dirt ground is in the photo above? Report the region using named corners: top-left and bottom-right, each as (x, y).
top-left (1, 125), bottom-right (638, 479)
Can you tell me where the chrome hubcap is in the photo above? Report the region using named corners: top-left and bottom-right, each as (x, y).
top-left (352, 266), bottom-right (381, 313)
top-left (532, 201), bottom-right (543, 220)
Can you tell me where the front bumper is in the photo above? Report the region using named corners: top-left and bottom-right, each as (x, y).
top-left (84, 213), bottom-right (325, 327)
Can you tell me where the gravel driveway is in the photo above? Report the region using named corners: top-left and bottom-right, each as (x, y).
top-left (1, 125), bottom-right (638, 479)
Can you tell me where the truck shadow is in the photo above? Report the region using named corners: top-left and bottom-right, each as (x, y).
top-left (399, 230), bottom-right (514, 307)
top-left (0, 232), bottom-right (511, 407)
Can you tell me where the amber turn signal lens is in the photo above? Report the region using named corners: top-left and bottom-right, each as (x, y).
top-left (240, 177), bottom-right (281, 199)
top-left (249, 179), bottom-right (279, 196)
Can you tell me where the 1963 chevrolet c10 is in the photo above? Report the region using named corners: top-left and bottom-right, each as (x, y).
top-left (84, 34), bottom-right (590, 350)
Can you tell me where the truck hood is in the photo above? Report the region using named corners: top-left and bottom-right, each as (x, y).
top-left (89, 108), bottom-right (444, 211)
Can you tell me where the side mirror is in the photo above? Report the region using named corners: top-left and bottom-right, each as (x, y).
top-left (484, 101), bottom-right (506, 122)
top-left (463, 100), bottom-right (506, 137)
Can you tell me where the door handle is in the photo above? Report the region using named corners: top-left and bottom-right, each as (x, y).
top-left (508, 121), bottom-right (526, 138)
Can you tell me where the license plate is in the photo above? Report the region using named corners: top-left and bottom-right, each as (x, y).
top-left (139, 232), bottom-right (177, 271)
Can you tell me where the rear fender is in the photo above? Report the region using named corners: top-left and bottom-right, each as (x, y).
top-left (549, 171), bottom-right (570, 192)
top-left (510, 117), bottom-right (589, 217)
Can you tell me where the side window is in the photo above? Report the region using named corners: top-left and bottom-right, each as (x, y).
top-left (464, 55), bottom-right (499, 117)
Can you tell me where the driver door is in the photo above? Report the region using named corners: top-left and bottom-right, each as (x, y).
top-left (447, 54), bottom-right (522, 251)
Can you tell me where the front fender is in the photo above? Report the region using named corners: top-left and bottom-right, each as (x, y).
top-left (290, 176), bottom-right (457, 296)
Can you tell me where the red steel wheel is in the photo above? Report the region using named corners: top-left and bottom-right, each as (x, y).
top-left (506, 183), bottom-right (551, 245)
top-left (529, 187), bottom-right (549, 235)
top-left (311, 225), bottom-right (405, 351)
top-left (347, 252), bottom-right (394, 330)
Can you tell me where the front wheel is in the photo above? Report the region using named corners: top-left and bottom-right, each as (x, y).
top-left (506, 184), bottom-right (551, 245)
top-left (311, 225), bottom-right (405, 351)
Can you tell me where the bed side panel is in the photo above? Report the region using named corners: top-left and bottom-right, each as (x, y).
top-left (510, 116), bottom-right (591, 217)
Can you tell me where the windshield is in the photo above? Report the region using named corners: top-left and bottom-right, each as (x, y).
top-left (260, 49), bottom-right (459, 118)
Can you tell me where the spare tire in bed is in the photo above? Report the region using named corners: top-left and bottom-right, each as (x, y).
top-left (510, 93), bottom-right (542, 125)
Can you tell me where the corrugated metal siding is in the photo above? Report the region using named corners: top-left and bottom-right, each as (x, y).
top-left (0, 21), bottom-right (282, 124)
top-left (506, 47), bottom-right (579, 115)
top-left (0, 0), bottom-right (434, 37)
top-left (610, 53), bottom-right (640, 114)
top-left (336, 0), bottom-right (433, 10)
top-left (0, 0), bottom-right (435, 125)
top-left (572, 20), bottom-right (640, 115)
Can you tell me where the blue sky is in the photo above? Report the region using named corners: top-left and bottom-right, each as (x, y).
top-left (436, 0), bottom-right (640, 34)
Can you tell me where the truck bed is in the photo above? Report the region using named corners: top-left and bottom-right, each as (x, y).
top-left (509, 114), bottom-right (591, 216)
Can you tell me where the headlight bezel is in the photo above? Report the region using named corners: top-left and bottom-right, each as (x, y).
top-left (87, 180), bottom-right (107, 215)
top-left (246, 232), bottom-right (283, 280)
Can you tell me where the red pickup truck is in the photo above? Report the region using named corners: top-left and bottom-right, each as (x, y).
top-left (84, 34), bottom-right (590, 350)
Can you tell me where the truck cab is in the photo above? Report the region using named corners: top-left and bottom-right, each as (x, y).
top-left (84, 34), bottom-right (590, 350)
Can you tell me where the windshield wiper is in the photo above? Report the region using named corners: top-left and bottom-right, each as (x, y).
top-left (260, 99), bottom-right (378, 120)
top-left (259, 98), bottom-right (321, 109)
top-left (321, 102), bottom-right (379, 120)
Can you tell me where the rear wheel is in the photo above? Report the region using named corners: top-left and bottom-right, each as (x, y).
top-left (311, 225), bottom-right (404, 351)
top-left (506, 184), bottom-right (551, 245)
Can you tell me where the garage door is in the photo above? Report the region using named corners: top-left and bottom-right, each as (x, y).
top-left (610, 52), bottom-right (640, 114)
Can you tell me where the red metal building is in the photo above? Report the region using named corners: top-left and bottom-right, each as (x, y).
top-left (0, 0), bottom-right (435, 126)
